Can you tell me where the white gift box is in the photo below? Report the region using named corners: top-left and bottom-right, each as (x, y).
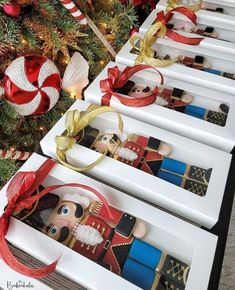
top-left (116, 33), bottom-right (235, 96)
top-left (84, 61), bottom-right (235, 153)
top-left (157, 0), bottom-right (235, 24)
top-left (0, 153), bottom-right (218, 290)
top-left (40, 100), bottom-right (232, 229)
top-left (0, 260), bottom-right (51, 290)
top-left (199, 0), bottom-right (235, 17)
top-left (139, 8), bottom-right (235, 52)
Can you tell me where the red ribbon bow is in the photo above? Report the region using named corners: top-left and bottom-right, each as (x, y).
top-left (100, 65), bottom-right (164, 107)
top-left (156, 7), bottom-right (204, 45)
top-left (0, 159), bottom-right (113, 278)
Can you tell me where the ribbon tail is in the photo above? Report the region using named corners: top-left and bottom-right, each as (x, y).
top-left (169, 6), bottom-right (197, 25)
top-left (0, 226), bottom-right (58, 278)
top-left (167, 2), bottom-right (201, 12)
top-left (166, 30), bottom-right (203, 45)
top-left (111, 92), bottom-right (156, 107)
top-left (116, 64), bottom-right (153, 86)
top-left (130, 35), bottom-right (142, 53)
top-left (117, 64), bottom-right (164, 87)
top-left (22, 159), bottom-right (56, 200)
top-left (101, 93), bottom-right (112, 106)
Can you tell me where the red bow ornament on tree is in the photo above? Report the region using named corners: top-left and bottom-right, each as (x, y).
top-left (155, 6), bottom-right (204, 45)
top-left (100, 65), bottom-right (164, 107)
top-left (0, 159), bottom-right (113, 278)
top-left (131, 0), bottom-right (157, 10)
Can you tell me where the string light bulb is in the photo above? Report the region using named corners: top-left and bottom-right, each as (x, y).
top-left (39, 126), bottom-right (45, 131)
top-left (10, 146), bottom-right (15, 152)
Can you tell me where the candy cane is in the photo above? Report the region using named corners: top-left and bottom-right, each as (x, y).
top-left (59, 0), bottom-right (117, 57)
top-left (59, 0), bottom-right (87, 25)
top-left (0, 149), bottom-right (32, 161)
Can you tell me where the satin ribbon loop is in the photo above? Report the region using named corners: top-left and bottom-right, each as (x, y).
top-left (155, 8), bottom-right (203, 45)
top-left (130, 7), bottom-right (203, 67)
top-left (100, 78), bottom-right (114, 95)
top-left (100, 66), bottom-right (120, 105)
top-left (100, 64), bottom-right (164, 107)
top-left (157, 11), bottom-right (167, 26)
top-left (55, 135), bottom-right (76, 152)
top-left (0, 159), bottom-right (59, 278)
top-left (56, 104), bottom-right (124, 172)
top-left (166, 0), bottom-right (202, 12)
top-left (3, 206), bottom-right (14, 221)
top-left (108, 66), bottom-right (120, 85)
top-left (130, 33), bottom-right (175, 67)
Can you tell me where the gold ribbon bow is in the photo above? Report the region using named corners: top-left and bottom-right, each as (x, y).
top-left (130, 21), bottom-right (176, 67)
top-left (55, 104), bottom-right (123, 172)
top-left (166, 0), bottom-right (202, 12)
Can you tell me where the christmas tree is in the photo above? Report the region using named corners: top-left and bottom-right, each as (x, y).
top-left (0, 0), bottom-right (141, 186)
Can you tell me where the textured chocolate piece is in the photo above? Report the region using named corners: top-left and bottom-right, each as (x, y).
top-left (166, 23), bottom-right (174, 29)
top-left (147, 136), bottom-right (161, 151)
top-left (205, 26), bottom-right (214, 34)
top-left (194, 55), bottom-right (204, 64)
top-left (115, 213), bottom-right (137, 237)
top-left (172, 88), bottom-right (184, 100)
top-left (216, 7), bottom-right (224, 13)
top-left (155, 275), bottom-right (186, 290)
top-left (116, 80), bottom-right (136, 95)
top-left (183, 179), bottom-right (207, 196)
top-left (160, 255), bottom-right (189, 288)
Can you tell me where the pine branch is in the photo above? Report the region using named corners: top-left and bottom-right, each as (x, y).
top-left (0, 15), bottom-right (21, 45)
top-left (0, 0), bottom-right (9, 6)
top-left (0, 159), bottom-right (21, 188)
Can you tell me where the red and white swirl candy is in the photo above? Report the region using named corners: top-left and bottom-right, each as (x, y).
top-left (3, 55), bottom-right (61, 116)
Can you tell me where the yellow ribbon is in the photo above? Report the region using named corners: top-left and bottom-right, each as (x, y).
top-left (55, 104), bottom-right (123, 172)
top-left (166, 0), bottom-right (202, 12)
top-left (130, 21), bottom-right (176, 67)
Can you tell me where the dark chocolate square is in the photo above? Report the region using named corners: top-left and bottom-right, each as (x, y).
top-left (116, 80), bottom-right (135, 95)
top-left (155, 275), bottom-right (186, 290)
top-left (160, 255), bottom-right (189, 287)
top-left (115, 213), bottom-right (136, 237)
top-left (147, 136), bottom-right (161, 151)
top-left (172, 88), bottom-right (183, 99)
top-left (194, 55), bottom-right (204, 64)
top-left (184, 180), bottom-right (207, 196)
top-left (205, 26), bottom-right (214, 33)
top-left (216, 7), bottom-right (224, 13)
top-left (219, 103), bottom-right (229, 114)
top-left (166, 23), bottom-right (174, 29)
top-left (76, 125), bottom-right (100, 148)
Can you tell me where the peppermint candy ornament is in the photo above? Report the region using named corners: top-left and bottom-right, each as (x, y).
top-left (3, 55), bottom-right (61, 116)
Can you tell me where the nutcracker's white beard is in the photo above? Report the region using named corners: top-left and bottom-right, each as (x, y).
top-left (155, 96), bottom-right (169, 107)
top-left (75, 225), bottom-right (103, 246)
top-left (117, 148), bottom-right (138, 161)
